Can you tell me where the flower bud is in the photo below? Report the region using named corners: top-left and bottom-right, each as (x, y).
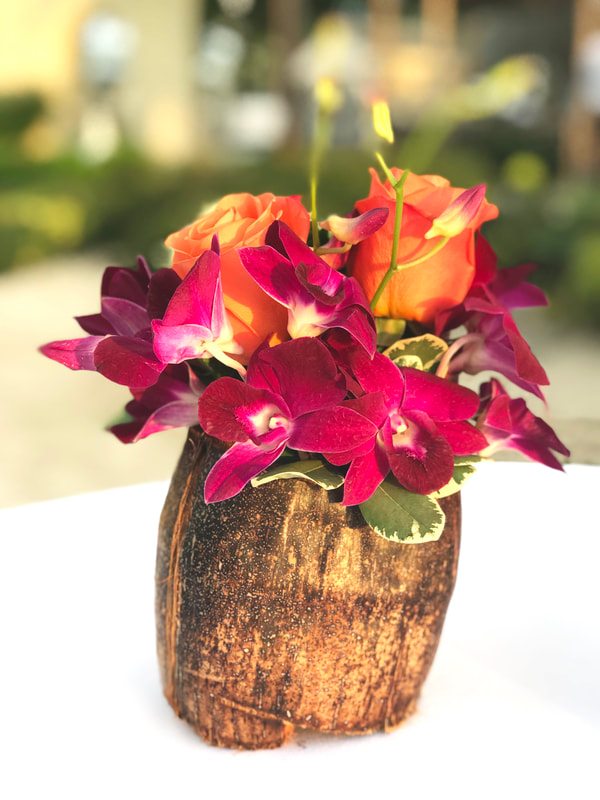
top-left (320, 207), bottom-right (389, 245)
top-left (372, 100), bottom-right (394, 144)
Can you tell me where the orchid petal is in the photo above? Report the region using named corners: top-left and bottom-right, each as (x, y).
top-left (503, 314), bottom-right (549, 385)
top-left (110, 400), bottom-right (200, 443)
top-left (75, 313), bottom-right (114, 336)
top-left (101, 258), bottom-right (150, 305)
top-left (93, 336), bottom-right (164, 388)
top-left (146, 268), bottom-right (182, 321)
top-left (238, 244), bottom-right (296, 306)
top-left (384, 414), bottom-right (455, 495)
top-left (435, 420), bottom-right (489, 455)
top-left (204, 440), bottom-right (286, 503)
top-left (327, 305), bottom-right (377, 357)
top-left (151, 320), bottom-right (215, 363)
top-left (40, 337), bottom-right (104, 371)
top-left (402, 367), bottom-right (480, 421)
top-left (101, 297), bottom-right (151, 338)
top-left (161, 248), bottom-right (221, 329)
top-left (294, 261), bottom-right (344, 305)
top-left (252, 338), bottom-right (346, 418)
top-left (198, 376), bottom-right (287, 443)
top-left (349, 349), bottom-right (405, 408)
top-left (288, 406), bottom-right (378, 453)
top-left (265, 220), bottom-right (324, 269)
top-left (478, 379), bottom-right (569, 469)
top-left (342, 445), bottom-right (390, 506)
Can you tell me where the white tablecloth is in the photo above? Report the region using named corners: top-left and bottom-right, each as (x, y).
top-left (1, 462), bottom-right (599, 800)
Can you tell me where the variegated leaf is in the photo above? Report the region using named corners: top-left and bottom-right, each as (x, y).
top-left (251, 459), bottom-right (344, 490)
top-left (383, 333), bottom-right (448, 371)
top-left (359, 479), bottom-right (446, 544)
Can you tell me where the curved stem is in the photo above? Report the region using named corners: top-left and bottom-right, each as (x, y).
top-left (314, 242), bottom-right (352, 256)
top-left (435, 332), bottom-right (482, 379)
top-left (395, 236), bottom-right (449, 271)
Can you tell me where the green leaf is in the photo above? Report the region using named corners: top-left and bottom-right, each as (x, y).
top-left (431, 456), bottom-right (482, 499)
top-left (383, 334), bottom-right (448, 371)
top-left (375, 317), bottom-right (407, 347)
top-left (359, 480), bottom-right (446, 544)
top-left (251, 459), bottom-right (344, 490)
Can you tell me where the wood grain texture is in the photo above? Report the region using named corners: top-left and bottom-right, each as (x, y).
top-left (156, 427), bottom-right (461, 750)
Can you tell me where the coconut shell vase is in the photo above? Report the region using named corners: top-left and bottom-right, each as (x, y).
top-left (156, 428), bottom-right (461, 749)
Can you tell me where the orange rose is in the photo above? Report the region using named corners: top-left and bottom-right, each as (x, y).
top-left (166, 192), bottom-right (310, 360)
top-left (347, 169), bottom-right (499, 325)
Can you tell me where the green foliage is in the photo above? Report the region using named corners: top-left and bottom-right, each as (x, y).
top-left (431, 457), bottom-right (481, 499)
top-left (251, 459), bottom-right (344, 490)
top-left (0, 92), bottom-right (45, 137)
top-left (384, 333), bottom-right (448, 372)
top-left (359, 479), bottom-right (446, 544)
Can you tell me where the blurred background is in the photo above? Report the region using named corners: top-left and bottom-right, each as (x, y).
top-left (1, 0), bottom-right (599, 508)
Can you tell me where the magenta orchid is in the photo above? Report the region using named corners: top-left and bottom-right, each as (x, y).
top-left (198, 337), bottom-right (379, 502)
top-left (435, 237), bottom-right (549, 398)
top-left (238, 221), bottom-right (377, 355)
top-left (477, 379), bottom-right (570, 469)
top-left (151, 236), bottom-right (245, 375)
top-left (110, 363), bottom-right (204, 443)
top-left (322, 344), bottom-right (488, 505)
top-left (41, 256), bottom-right (180, 388)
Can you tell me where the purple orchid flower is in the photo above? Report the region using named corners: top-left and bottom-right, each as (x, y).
top-left (197, 337), bottom-right (379, 503)
top-left (152, 236), bottom-right (245, 375)
top-left (109, 363), bottom-right (204, 443)
top-left (434, 236), bottom-right (549, 398)
top-left (323, 344), bottom-right (488, 504)
top-left (238, 221), bottom-right (376, 356)
top-left (41, 257), bottom-right (180, 389)
top-left (477, 379), bottom-right (570, 469)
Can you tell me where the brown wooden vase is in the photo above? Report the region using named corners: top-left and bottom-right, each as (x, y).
top-left (156, 427), bottom-right (461, 750)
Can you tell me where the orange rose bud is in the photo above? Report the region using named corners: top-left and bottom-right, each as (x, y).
top-left (347, 169), bottom-right (499, 325)
top-left (165, 193), bottom-right (310, 361)
top-left (424, 184), bottom-right (487, 240)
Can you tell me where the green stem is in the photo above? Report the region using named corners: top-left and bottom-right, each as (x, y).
top-left (309, 110), bottom-right (331, 250)
top-left (375, 151), bottom-right (397, 185)
top-left (370, 167), bottom-right (410, 312)
top-left (314, 243), bottom-right (352, 256)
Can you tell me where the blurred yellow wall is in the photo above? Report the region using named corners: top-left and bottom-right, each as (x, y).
top-left (0, 0), bottom-right (93, 96)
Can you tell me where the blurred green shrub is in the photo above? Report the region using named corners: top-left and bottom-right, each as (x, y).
top-left (0, 92), bottom-right (45, 138)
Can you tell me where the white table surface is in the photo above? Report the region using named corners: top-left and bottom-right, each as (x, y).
top-left (1, 462), bottom-right (599, 800)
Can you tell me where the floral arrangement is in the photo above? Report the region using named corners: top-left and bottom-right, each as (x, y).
top-left (41, 103), bottom-right (569, 544)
